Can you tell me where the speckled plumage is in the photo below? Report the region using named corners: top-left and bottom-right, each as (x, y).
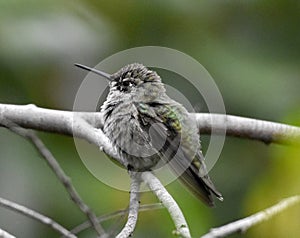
top-left (100, 63), bottom-right (222, 206)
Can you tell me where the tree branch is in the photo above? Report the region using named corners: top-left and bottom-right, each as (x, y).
top-left (116, 172), bottom-right (141, 238)
top-left (0, 103), bottom-right (299, 145)
top-left (0, 197), bottom-right (76, 238)
top-left (201, 195), bottom-right (300, 238)
top-left (141, 172), bottom-right (191, 238)
top-left (194, 114), bottom-right (300, 145)
top-left (1, 103), bottom-right (300, 237)
top-left (70, 203), bottom-right (163, 235)
top-left (0, 118), bottom-right (105, 237)
top-left (0, 228), bottom-right (15, 238)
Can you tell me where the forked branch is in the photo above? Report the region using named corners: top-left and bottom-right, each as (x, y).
top-left (0, 118), bottom-right (105, 237)
top-left (1, 103), bottom-right (300, 238)
top-left (141, 171), bottom-right (191, 238)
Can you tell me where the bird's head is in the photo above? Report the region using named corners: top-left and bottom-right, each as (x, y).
top-left (75, 63), bottom-right (166, 102)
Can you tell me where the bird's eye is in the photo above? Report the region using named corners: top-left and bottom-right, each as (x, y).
top-left (123, 80), bottom-right (135, 87)
top-left (123, 81), bottom-right (130, 87)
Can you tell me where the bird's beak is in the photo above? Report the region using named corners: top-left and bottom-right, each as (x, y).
top-left (74, 63), bottom-right (112, 81)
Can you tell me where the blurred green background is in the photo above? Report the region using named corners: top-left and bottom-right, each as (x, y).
top-left (0, 1), bottom-right (300, 237)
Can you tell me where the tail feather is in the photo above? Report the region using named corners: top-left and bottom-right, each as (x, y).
top-left (164, 146), bottom-right (223, 207)
top-left (179, 166), bottom-right (223, 207)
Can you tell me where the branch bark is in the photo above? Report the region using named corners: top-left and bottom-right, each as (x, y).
top-left (0, 197), bottom-right (76, 238)
top-left (141, 172), bottom-right (191, 238)
top-left (1, 103), bottom-right (300, 237)
top-left (0, 104), bottom-right (299, 146)
top-left (0, 228), bottom-right (15, 238)
top-left (116, 172), bottom-right (141, 238)
top-left (70, 203), bottom-right (163, 235)
top-left (194, 113), bottom-right (300, 145)
top-left (201, 195), bottom-right (300, 238)
top-left (1, 119), bottom-right (105, 237)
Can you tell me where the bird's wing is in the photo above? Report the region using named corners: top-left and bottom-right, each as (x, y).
top-left (134, 101), bottom-right (222, 206)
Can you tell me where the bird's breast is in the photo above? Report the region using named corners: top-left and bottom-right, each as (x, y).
top-left (102, 102), bottom-right (160, 171)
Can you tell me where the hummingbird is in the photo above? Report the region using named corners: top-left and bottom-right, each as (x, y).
top-left (75, 63), bottom-right (223, 206)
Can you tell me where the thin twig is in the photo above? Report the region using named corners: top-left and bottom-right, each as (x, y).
top-left (69, 203), bottom-right (163, 235)
top-left (0, 197), bottom-right (76, 238)
top-left (141, 171), bottom-right (191, 238)
top-left (201, 195), bottom-right (300, 238)
top-left (0, 104), bottom-right (299, 145)
top-left (0, 118), bottom-right (105, 237)
top-left (0, 228), bottom-right (15, 238)
top-left (116, 172), bottom-right (141, 238)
